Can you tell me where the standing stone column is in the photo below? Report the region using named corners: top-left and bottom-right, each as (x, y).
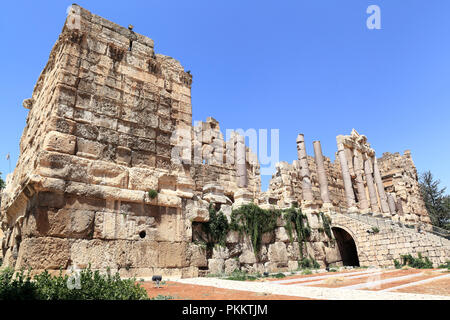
top-left (235, 134), bottom-right (247, 188)
top-left (372, 156), bottom-right (390, 215)
top-left (354, 151), bottom-right (369, 212)
top-left (363, 156), bottom-right (380, 214)
top-left (296, 134), bottom-right (313, 202)
top-left (387, 193), bottom-right (397, 215)
top-left (337, 143), bottom-right (357, 211)
top-left (313, 141), bottom-right (331, 204)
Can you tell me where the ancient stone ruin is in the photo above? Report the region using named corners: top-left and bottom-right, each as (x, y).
top-left (1, 5), bottom-right (448, 278)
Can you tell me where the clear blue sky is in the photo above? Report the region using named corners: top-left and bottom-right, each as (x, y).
top-left (1, 0), bottom-right (449, 192)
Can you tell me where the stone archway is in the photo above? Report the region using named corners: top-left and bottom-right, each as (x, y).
top-left (332, 227), bottom-right (360, 267)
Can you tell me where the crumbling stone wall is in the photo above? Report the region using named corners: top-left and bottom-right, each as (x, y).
top-left (0, 5), bottom-right (443, 278)
top-left (0, 5), bottom-right (260, 278)
top-left (377, 151), bottom-right (430, 224)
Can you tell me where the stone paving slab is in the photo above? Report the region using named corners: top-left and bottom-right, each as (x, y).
top-left (176, 277), bottom-right (450, 300)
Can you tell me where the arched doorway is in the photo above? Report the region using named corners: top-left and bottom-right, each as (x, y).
top-left (332, 227), bottom-right (360, 267)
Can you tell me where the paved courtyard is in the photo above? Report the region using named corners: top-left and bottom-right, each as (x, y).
top-left (143, 268), bottom-right (450, 300)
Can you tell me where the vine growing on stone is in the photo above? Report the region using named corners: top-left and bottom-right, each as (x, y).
top-left (283, 206), bottom-right (311, 259)
top-left (319, 212), bottom-right (333, 239)
top-left (201, 204), bottom-right (229, 250)
top-left (229, 203), bottom-right (280, 258)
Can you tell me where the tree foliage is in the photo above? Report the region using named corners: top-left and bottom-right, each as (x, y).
top-left (0, 172), bottom-right (5, 189)
top-left (419, 171), bottom-right (450, 230)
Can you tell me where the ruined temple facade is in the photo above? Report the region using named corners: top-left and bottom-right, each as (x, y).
top-left (1, 5), bottom-right (443, 278)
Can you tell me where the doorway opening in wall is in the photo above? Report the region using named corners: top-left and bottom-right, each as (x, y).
top-left (332, 227), bottom-right (360, 267)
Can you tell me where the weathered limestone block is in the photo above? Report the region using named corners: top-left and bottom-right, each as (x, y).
top-left (23, 207), bottom-right (95, 239)
top-left (275, 227), bottom-right (289, 242)
top-left (325, 246), bottom-right (341, 264)
top-left (208, 258), bottom-right (224, 274)
top-left (239, 243), bottom-right (257, 264)
top-left (185, 198), bottom-right (209, 222)
top-left (128, 167), bottom-right (159, 191)
top-left (224, 258), bottom-right (240, 274)
top-left (187, 244), bottom-right (207, 267)
top-left (158, 242), bottom-right (188, 268)
top-left (43, 131), bottom-right (76, 155)
top-left (88, 161), bottom-right (129, 188)
top-left (233, 189), bottom-right (253, 207)
top-left (268, 242), bottom-right (288, 263)
top-left (212, 246), bottom-right (230, 259)
top-left (16, 237), bottom-right (71, 270)
top-left (76, 138), bottom-right (104, 160)
top-left (288, 260), bottom-right (299, 271)
top-left (287, 242), bottom-right (301, 261)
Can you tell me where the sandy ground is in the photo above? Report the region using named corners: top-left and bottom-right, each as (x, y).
top-left (142, 281), bottom-right (316, 300)
top-left (144, 268), bottom-right (450, 300)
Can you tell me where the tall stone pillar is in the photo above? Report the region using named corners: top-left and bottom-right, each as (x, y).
top-left (387, 193), bottom-right (397, 215)
top-left (312, 141), bottom-right (331, 205)
top-left (363, 156), bottom-right (380, 215)
top-left (372, 156), bottom-right (390, 216)
top-left (354, 151), bottom-right (369, 213)
top-left (296, 134), bottom-right (314, 202)
top-left (235, 135), bottom-right (247, 188)
top-left (337, 143), bottom-right (357, 212)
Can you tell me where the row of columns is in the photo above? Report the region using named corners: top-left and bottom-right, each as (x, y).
top-left (296, 133), bottom-right (394, 217)
top-left (296, 134), bottom-right (332, 211)
top-left (337, 141), bottom-right (391, 216)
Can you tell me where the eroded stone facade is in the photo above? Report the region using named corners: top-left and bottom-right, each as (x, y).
top-left (0, 5), bottom-right (446, 278)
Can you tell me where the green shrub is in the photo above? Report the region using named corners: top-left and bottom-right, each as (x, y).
top-left (328, 268), bottom-right (338, 272)
top-left (400, 253), bottom-right (433, 269)
top-left (394, 259), bottom-right (402, 269)
top-left (230, 203), bottom-right (280, 258)
top-left (201, 205), bottom-right (229, 250)
top-left (298, 257), bottom-right (320, 269)
top-left (273, 273), bottom-right (286, 279)
top-left (301, 269), bottom-right (312, 275)
top-left (147, 189), bottom-right (158, 199)
top-left (438, 261), bottom-right (450, 269)
top-left (371, 227), bottom-right (380, 234)
top-left (0, 266), bottom-right (149, 300)
top-left (225, 269), bottom-right (261, 281)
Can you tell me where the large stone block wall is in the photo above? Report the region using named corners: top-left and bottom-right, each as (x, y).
top-left (0, 5), bottom-right (262, 277)
top-left (332, 213), bottom-right (450, 267)
top-left (1, 5), bottom-right (446, 278)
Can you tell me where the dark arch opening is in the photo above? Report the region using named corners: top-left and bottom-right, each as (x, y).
top-left (332, 227), bottom-right (360, 267)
